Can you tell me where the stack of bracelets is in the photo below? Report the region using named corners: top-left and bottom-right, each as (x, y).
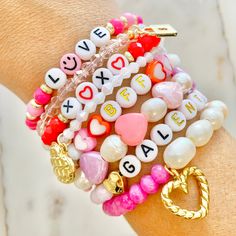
top-left (25, 13), bottom-right (228, 219)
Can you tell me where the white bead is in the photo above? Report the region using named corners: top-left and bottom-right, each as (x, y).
top-left (92, 68), bottom-right (114, 89)
top-left (76, 110), bottom-right (89, 122)
top-left (63, 128), bottom-right (75, 140)
top-left (100, 135), bottom-right (128, 162)
top-left (144, 52), bottom-right (154, 62)
top-left (94, 92), bottom-right (105, 104)
top-left (44, 68), bottom-right (67, 89)
top-left (116, 87), bottom-right (137, 108)
top-left (187, 90), bottom-right (207, 111)
top-left (167, 54), bottom-right (181, 67)
top-left (101, 82), bottom-right (114, 96)
top-left (136, 56), bottom-right (147, 67)
top-left (178, 99), bottom-right (197, 120)
top-left (75, 39), bottom-right (96, 60)
top-left (131, 74), bottom-right (152, 95)
top-left (186, 120), bottom-right (213, 147)
top-left (84, 101), bottom-right (97, 113)
top-left (70, 120), bottom-right (82, 131)
top-left (205, 100), bottom-right (228, 118)
top-left (135, 139), bottom-right (158, 163)
top-left (61, 97), bottom-right (82, 119)
top-left (119, 155), bottom-right (141, 178)
top-left (100, 101), bottom-right (122, 122)
top-left (107, 54), bottom-right (129, 75)
top-left (141, 98), bottom-right (167, 122)
top-left (200, 107), bottom-right (224, 130)
top-left (164, 137), bottom-right (196, 169)
top-left (128, 62), bottom-right (139, 73)
top-left (119, 67), bottom-right (131, 79)
top-left (68, 144), bottom-right (82, 160)
top-left (171, 72), bottom-right (192, 94)
top-left (150, 124), bottom-right (173, 146)
top-left (76, 82), bottom-right (98, 104)
top-left (90, 26), bottom-right (110, 47)
top-left (165, 111), bottom-right (186, 132)
top-left (112, 75), bottom-right (123, 87)
top-left (90, 184), bottom-right (113, 204)
top-left (74, 169), bottom-right (93, 191)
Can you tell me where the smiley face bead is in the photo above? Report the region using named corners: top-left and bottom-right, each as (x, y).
top-left (60, 53), bottom-right (81, 75)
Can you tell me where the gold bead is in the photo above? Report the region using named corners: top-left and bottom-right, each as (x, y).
top-left (40, 84), bottom-right (53, 94)
top-left (106, 22), bottom-right (115, 35)
top-left (26, 112), bottom-right (37, 120)
top-left (124, 51), bottom-right (134, 62)
top-left (120, 16), bottom-right (128, 28)
top-left (58, 113), bottom-right (69, 123)
top-left (30, 99), bottom-right (43, 109)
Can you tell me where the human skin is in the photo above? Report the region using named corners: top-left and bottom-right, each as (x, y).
top-left (0, 1), bottom-right (235, 235)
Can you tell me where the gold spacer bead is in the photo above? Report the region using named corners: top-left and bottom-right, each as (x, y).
top-left (26, 112), bottom-right (37, 121)
top-left (58, 113), bottom-right (69, 123)
top-left (120, 16), bottom-right (128, 28)
top-left (30, 99), bottom-right (43, 109)
top-left (106, 22), bottom-right (115, 35)
top-left (124, 51), bottom-right (134, 62)
top-left (40, 84), bottom-right (53, 94)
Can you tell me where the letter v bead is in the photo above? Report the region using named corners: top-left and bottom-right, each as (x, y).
top-left (75, 39), bottom-right (96, 60)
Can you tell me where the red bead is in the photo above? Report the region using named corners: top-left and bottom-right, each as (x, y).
top-left (137, 35), bottom-right (161, 52)
top-left (49, 117), bottom-right (68, 133)
top-left (128, 42), bottom-right (145, 59)
top-left (41, 126), bottom-right (59, 145)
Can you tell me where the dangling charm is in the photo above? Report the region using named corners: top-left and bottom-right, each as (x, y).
top-left (161, 166), bottom-right (210, 219)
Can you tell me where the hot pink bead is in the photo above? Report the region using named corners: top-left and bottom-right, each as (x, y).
top-left (90, 184), bottom-right (113, 204)
top-left (60, 53), bottom-right (81, 75)
top-left (123, 12), bottom-right (136, 27)
top-left (151, 164), bottom-right (170, 184)
top-left (136, 15), bottom-right (143, 24)
top-left (34, 88), bottom-right (52, 105)
top-left (140, 175), bottom-right (158, 194)
top-left (26, 102), bottom-right (44, 117)
top-left (110, 18), bottom-right (124, 35)
top-left (129, 184), bottom-right (147, 204)
top-left (25, 118), bottom-right (38, 130)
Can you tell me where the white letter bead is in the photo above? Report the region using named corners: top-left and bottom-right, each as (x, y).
top-left (165, 111), bottom-right (186, 132)
top-left (187, 90), bottom-right (207, 111)
top-left (116, 87), bottom-right (137, 108)
top-left (92, 68), bottom-right (114, 89)
top-left (100, 101), bottom-right (122, 122)
top-left (200, 107), bottom-right (224, 130)
top-left (119, 155), bottom-right (141, 178)
top-left (131, 74), bottom-right (152, 95)
top-left (164, 137), bottom-right (196, 169)
top-left (76, 82), bottom-right (98, 104)
top-left (90, 26), bottom-right (110, 47)
top-left (141, 98), bottom-right (167, 122)
top-left (178, 99), bottom-right (197, 120)
top-left (186, 120), bottom-right (213, 147)
top-left (45, 68), bottom-right (67, 89)
top-left (135, 139), bottom-right (158, 163)
top-left (107, 54), bottom-right (129, 75)
top-left (61, 97), bottom-right (82, 119)
top-left (150, 124), bottom-right (173, 146)
top-left (75, 39), bottom-right (96, 60)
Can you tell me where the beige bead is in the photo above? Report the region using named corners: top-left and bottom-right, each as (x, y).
top-left (200, 107), bottom-right (224, 130)
top-left (205, 100), bottom-right (228, 118)
top-left (186, 120), bottom-right (213, 147)
top-left (171, 72), bottom-right (192, 94)
top-left (74, 169), bottom-right (93, 191)
top-left (164, 137), bottom-right (196, 169)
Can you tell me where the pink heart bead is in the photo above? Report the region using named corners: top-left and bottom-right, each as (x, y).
top-left (80, 151), bottom-right (108, 184)
top-left (115, 113), bottom-right (148, 146)
top-left (152, 81), bottom-right (183, 109)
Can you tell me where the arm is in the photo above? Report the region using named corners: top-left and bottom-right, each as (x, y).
top-left (0, 1), bottom-right (235, 235)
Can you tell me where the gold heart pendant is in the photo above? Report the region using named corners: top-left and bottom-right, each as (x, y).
top-left (50, 142), bottom-right (75, 184)
top-left (161, 166), bottom-right (210, 220)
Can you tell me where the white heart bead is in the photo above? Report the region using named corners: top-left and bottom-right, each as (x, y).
top-left (186, 120), bottom-right (213, 147)
top-left (100, 135), bottom-right (128, 162)
top-left (141, 98), bottom-right (167, 122)
top-left (76, 82), bottom-right (98, 104)
top-left (116, 87), bottom-right (137, 108)
top-left (92, 68), bottom-right (114, 89)
top-left (200, 107), bottom-right (224, 130)
top-left (178, 99), bottom-right (198, 120)
top-left (205, 100), bottom-right (228, 118)
top-left (131, 74), bottom-right (152, 95)
top-left (90, 26), bottom-right (110, 47)
top-left (100, 101), bottom-right (122, 122)
top-left (135, 139), bottom-right (158, 163)
top-left (74, 169), bottom-right (93, 191)
top-left (165, 111), bottom-right (186, 132)
top-left (119, 155), bottom-right (141, 178)
top-left (150, 124), bottom-right (173, 146)
top-left (75, 39), bottom-right (96, 60)
top-left (171, 72), bottom-right (192, 94)
top-left (187, 90), bottom-right (207, 111)
top-left (45, 68), bottom-right (67, 89)
top-left (61, 97), bottom-right (82, 119)
top-left (164, 137), bottom-right (196, 169)
top-left (107, 54), bottom-right (129, 75)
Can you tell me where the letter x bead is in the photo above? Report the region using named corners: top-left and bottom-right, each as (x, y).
top-left (44, 68), bottom-right (67, 89)
top-left (119, 155), bottom-right (141, 178)
top-left (75, 39), bottom-right (96, 61)
top-left (61, 97), bottom-right (82, 119)
top-left (150, 124), bottom-right (173, 146)
top-left (92, 68), bottom-right (114, 89)
top-left (90, 26), bottom-right (111, 47)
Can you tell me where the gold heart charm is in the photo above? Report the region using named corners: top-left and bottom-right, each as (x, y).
top-left (50, 142), bottom-right (75, 184)
top-left (161, 166), bottom-right (210, 220)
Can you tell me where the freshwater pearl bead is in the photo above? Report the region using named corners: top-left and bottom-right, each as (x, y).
top-left (171, 72), bottom-right (192, 94)
top-left (44, 68), bottom-right (67, 89)
top-left (178, 99), bottom-right (198, 120)
top-left (141, 98), bottom-right (167, 122)
top-left (90, 184), bottom-right (113, 204)
top-left (164, 137), bottom-right (196, 169)
top-left (206, 100), bottom-right (228, 118)
top-left (151, 164), bottom-right (170, 184)
top-left (68, 144), bottom-right (81, 160)
top-left (187, 90), bottom-right (207, 111)
top-left (165, 111), bottom-right (186, 132)
top-left (200, 108), bottom-right (224, 130)
top-left (100, 135), bottom-right (128, 162)
top-left (129, 184), bottom-right (147, 204)
top-left (186, 120), bottom-right (213, 147)
top-left (74, 169), bottom-right (93, 191)
top-left (90, 26), bottom-right (110, 47)
top-left (140, 175), bottom-right (158, 194)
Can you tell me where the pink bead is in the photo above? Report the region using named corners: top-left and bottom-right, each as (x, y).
top-left (172, 67), bottom-right (184, 76)
top-left (152, 81), bottom-right (183, 109)
top-left (90, 184), bottom-right (113, 204)
top-left (25, 118), bottom-right (38, 130)
top-left (110, 18), bottom-right (124, 35)
top-left (129, 184), bottom-right (147, 204)
top-left (123, 12), bottom-right (136, 27)
top-left (34, 88), bottom-right (51, 105)
top-left (140, 175), bottom-right (158, 194)
top-left (151, 164), bottom-right (170, 184)
top-left (26, 102), bottom-right (44, 117)
top-left (136, 15), bottom-right (143, 24)
top-left (60, 53), bottom-right (81, 75)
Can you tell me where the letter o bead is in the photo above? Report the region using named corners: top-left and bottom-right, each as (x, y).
top-left (119, 155), bottom-right (141, 178)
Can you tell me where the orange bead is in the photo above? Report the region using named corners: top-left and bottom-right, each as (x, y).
top-left (146, 60), bottom-right (167, 84)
